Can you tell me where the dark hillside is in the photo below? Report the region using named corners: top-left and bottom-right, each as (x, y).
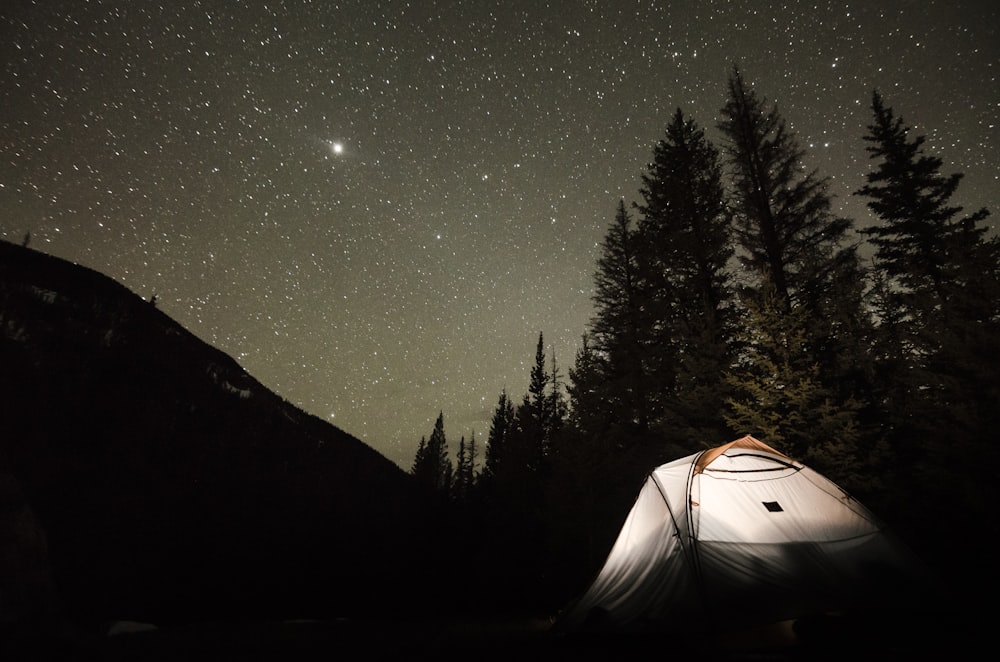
top-left (0, 239), bottom-right (447, 631)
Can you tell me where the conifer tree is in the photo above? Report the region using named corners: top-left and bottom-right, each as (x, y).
top-left (454, 436), bottom-right (469, 502)
top-left (857, 90), bottom-right (991, 303)
top-left (718, 66), bottom-right (871, 469)
top-left (482, 389), bottom-right (515, 487)
top-left (464, 432), bottom-right (478, 494)
top-left (856, 92), bottom-right (999, 394)
top-left (634, 107), bottom-right (736, 446)
top-left (855, 91), bottom-right (1000, 557)
top-left (723, 283), bottom-right (871, 492)
top-left (718, 66), bottom-right (854, 313)
top-left (545, 350), bottom-right (569, 451)
top-left (411, 436), bottom-right (427, 477)
top-left (565, 334), bottom-right (613, 441)
top-left (555, 334), bottom-right (640, 573)
top-left (452, 432), bottom-right (479, 503)
top-left (519, 332), bottom-right (549, 468)
top-left (410, 412), bottom-right (452, 494)
top-left (588, 200), bottom-right (651, 430)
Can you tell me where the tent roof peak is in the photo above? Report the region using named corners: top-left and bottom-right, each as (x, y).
top-left (693, 434), bottom-right (790, 475)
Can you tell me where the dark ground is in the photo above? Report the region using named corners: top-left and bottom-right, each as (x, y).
top-left (4, 607), bottom-right (988, 662)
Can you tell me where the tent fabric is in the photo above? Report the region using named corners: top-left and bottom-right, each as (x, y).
top-left (557, 435), bottom-right (926, 633)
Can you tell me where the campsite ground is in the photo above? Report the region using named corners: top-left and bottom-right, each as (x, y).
top-left (10, 608), bottom-right (986, 662)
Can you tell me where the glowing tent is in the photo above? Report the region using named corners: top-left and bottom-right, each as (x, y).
top-left (557, 435), bottom-right (927, 633)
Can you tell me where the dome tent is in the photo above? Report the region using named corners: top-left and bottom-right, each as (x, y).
top-left (557, 435), bottom-right (928, 634)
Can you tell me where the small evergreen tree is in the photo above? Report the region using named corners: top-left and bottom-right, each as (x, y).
top-left (452, 432), bottom-right (479, 503)
top-left (410, 412), bottom-right (452, 494)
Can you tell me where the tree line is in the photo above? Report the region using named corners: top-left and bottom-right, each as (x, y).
top-left (409, 67), bottom-right (999, 612)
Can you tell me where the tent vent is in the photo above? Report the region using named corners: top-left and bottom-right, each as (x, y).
top-left (763, 501), bottom-right (783, 512)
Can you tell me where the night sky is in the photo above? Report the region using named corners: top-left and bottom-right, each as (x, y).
top-left (2, 1), bottom-right (997, 469)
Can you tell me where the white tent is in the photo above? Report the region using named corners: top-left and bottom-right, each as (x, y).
top-left (557, 435), bottom-right (927, 633)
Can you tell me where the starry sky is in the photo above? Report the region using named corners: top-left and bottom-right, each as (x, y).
top-left (2, 1), bottom-right (998, 469)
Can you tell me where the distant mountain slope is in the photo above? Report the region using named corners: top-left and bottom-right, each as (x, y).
top-left (0, 239), bottom-right (444, 627)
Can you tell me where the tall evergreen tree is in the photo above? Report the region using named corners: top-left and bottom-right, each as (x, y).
top-left (565, 334), bottom-right (613, 441)
top-left (723, 283), bottom-right (872, 493)
top-left (857, 90), bottom-right (991, 303)
top-left (479, 338), bottom-right (568, 606)
top-left (481, 389), bottom-right (515, 488)
top-left (717, 65), bottom-right (854, 313)
top-left (453, 435), bottom-right (470, 502)
top-left (518, 332), bottom-right (549, 471)
top-left (855, 91), bottom-right (1000, 569)
top-left (553, 335), bottom-right (643, 582)
top-left (588, 200), bottom-right (651, 430)
top-left (856, 93), bottom-right (1000, 428)
top-left (718, 66), bottom-right (870, 468)
top-left (464, 432), bottom-right (478, 493)
top-left (450, 431), bottom-right (478, 504)
top-left (634, 107), bottom-right (736, 447)
top-left (411, 436), bottom-right (427, 478)
top-left (545, 350), bottom-right (569, 451)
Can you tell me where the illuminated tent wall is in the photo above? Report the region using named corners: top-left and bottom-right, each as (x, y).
top-left (557, 435), bottom-right (927, 633)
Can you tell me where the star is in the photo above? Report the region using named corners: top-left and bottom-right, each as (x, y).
top-left (0, 1), bottom-right (995, 471)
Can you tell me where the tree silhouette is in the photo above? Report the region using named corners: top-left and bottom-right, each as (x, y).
top-left (718, 65), bottom-right (854, 313)
top-left (724, 281), bottom-right (870, 492)
top-left (481, 389), bottom-right (515, 490)
top-left (858, 90), bottom-right (991, 301)
top-left (856, 91), bottom-right (1000, 568)
top-left (587, 200), bottom-right (651, 432)
top-left (410, 412), bottom-right (452, 494)
top-left (634, 107), bottom-right (736, 447)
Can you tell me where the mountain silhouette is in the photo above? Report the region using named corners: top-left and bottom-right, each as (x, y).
top-left (0, 239), bottom-right (446, 630)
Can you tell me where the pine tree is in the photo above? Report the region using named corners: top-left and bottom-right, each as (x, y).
top-left (464, 432), bottom-right (478, 494)
top-left (634, 107), bottom-right (736, 446)
top-left (482, 389), bottom-right (515, 487)
top-left (454, 436), bottom-right (469, 502)
top-left (520, 331), bottom-right (549, 465)
top-left (856, 92), bottom-right (998, 393)
top-left (452, 432), bottom-right (479, 503)
top-left (588, 200), bottom-right (651, 430)
top-left (857, 90), bottom-right (991, 302)
top-left (545, 350), bottom-right (569, 452)
top-left (718, 66), bottom-right (871, 474)
top-left (855, 91), bottom-right (1000, 564)
top-left (411, 436), bottom-right (427, 478)
top-left (856, 92), bottom-right (1000, 428)
top-left (723, 283), bottom-right (870, 492)
top-left (410, 412), bottom-right (452, 494)
top-left (718, 66), bottom-right (854, 312)
top-left (565, 334), bottom-right (613, 440)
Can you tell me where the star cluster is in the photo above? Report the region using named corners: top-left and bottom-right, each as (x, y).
top-left (2, 0), bottom-right (997, 467)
